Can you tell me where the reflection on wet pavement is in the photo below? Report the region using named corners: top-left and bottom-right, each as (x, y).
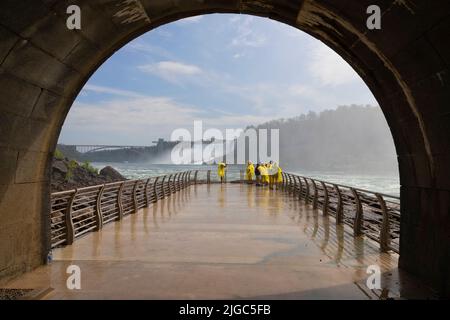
top-left (5, 184), bottom-right (434, 299)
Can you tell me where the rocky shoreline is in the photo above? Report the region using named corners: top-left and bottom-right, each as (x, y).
top-left (51, 158), bottom-right (126, 193)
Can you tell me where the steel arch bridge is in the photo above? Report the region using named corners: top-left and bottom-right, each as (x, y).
top-left (72, 145), bottom-right (150, 154)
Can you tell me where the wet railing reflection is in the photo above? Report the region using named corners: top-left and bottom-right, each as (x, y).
top-left (50, 171), bottom-right (197, 249)
top-left (281, 172), bottom-right (400, 253)
top-left (282, 190), bottom-right (397, 271)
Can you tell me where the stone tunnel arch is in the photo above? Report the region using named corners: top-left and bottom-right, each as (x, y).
top-left (0, 0), bottom-right (449, 295)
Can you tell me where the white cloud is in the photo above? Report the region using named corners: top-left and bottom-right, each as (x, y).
top-left (139, 61), bottom-right (203, 83)
top-left (83, 84), bottom-right (145, 98)
top-left (230, 16), bottom-right (267, 47)
top-left (308, 43), bottom-right (360, 86)
top-left (126, 41), bottom-right (175, 59)
top-left (65, 95), bottom-right (203, 139)
top-left (65, 85), bottom-right (266, 141)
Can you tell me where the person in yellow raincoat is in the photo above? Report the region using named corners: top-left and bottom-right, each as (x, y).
top-left (218, 162), bottom-right (227, 183)
top-left (255, 163), bottom-right (262, 186)
top-left (269, 161), bottom-right (278, 189)
top-left (245, 161), bottom-right (255, 183)
top-left (276, 164), bottom-right (283, 189)
top-left (268, 163), bottom-right (273, 184)
top-left (260, 163), bottom-right (269, 186)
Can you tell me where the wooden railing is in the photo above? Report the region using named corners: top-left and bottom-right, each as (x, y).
top-left (51, 169), bottom-right (400, 253)
top-left (50, 171), bottom-right (197, 248)
top-left (280, 172), bottom-right (400, 253)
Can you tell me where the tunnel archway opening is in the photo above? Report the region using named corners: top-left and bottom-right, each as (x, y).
top-left (52, 12), bottom-right (401, 259)
top-left (57, 12), bottom-right (398, 191)
top-left (0, 1), bottom-right (449, 296)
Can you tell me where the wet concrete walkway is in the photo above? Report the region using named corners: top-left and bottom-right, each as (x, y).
top-left (6, 184), bottom-right (430, 299)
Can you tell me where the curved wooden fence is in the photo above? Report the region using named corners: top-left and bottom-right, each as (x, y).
top-left (51, 169), bottom-right (401, 254)
top-left (281, 172), bottom-right (400, 253)
top-left (50, 171), bottom-right (197, 248)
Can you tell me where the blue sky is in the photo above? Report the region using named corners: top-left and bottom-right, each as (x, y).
top-left (59, 14), bottom-right (378, 145)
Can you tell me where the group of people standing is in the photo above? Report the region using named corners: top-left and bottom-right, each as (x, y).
top-left (246, 161), bottom-right (283, 188)
top-left (217, 161), bottom-right (283, 189)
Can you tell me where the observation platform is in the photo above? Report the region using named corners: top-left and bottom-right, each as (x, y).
top-left (5, 184), bottom-right (432, 299)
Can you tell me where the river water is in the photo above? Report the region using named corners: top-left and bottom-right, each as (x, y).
top-left (92, 162), bottom-right (400, 196)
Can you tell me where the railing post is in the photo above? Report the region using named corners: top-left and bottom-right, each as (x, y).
top-left (351, 188), bottom-right (363, 236)
top-left (172, 173), bottom-right (178, 192)
top-left (176, 173), bottom-right (181, 191)
top-left (312, 179), bottom-right (319, 209)
top-left (376, 193), bottom-right (391, 252)
top-left (95, 185), bottom-right (104, 231)
top-left (161, 175), bottom-right (167, 198)
top-left (166, 174), bottom-right (171, 195)
top-left (172, 173), bottom-right (177, 193)
top-left (178, 172), bottom-right (183, 190)
top-left (166, 174), bottom-right (172, 194)
top-left (207, 170), bottom-right (211, 184)
top-left (321, 181), bottom-right (329, 216)
top-left (296, 176), bottom-right (301, 195)
top-left (298, 176), bottom-right (303, 200)
top-left (65, 190), bottom-right (77, 245)
top-left (181, 172), bottom-right (187, 189)
top-left (284, 173), bottom-right (289, 190)
top-left (144, 178), bottom-right (151, 207)
top-left (172, 173), bottom-right (176, 192)
top-left (334, 184), bottom-right (343, 224)
top-left (165, 175), bottom-right (170, 196)
top-left (117, 182), bottom-right (124, 221)
top-left (180, 172), bottom-right (184, 189)
top-left (153, 176), bottom-right (159, 202)
top-left (292, 174), bottom-right (298, 194)
top-left (172, 173), bottom-right (177, 192)
top-left (194, 171), bottom-right (198, 185)
top-left (132, 180), bottom-right (139, 214)
top-left (240, 169), bottom-right (244, 182)
top-left (304, 177), bottom-right (310, 204)
top-left (290, 175), bottom-right (295, 193)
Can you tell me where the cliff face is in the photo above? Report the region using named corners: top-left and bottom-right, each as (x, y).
top-left (51, 158), bottom-right (126, 193)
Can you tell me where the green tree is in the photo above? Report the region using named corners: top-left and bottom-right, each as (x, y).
top-left (54, 148), bottom-right (64, 160)
top-left (81, 161), bottom-right (98, 175)
top-left (65, 160), bottom-right (78, 181)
